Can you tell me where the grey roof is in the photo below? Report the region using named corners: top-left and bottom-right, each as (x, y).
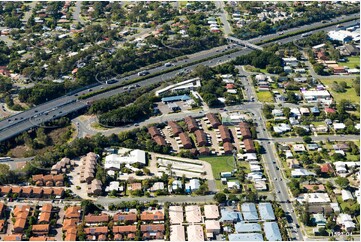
top-left (241, 203), bottom-right (258, 221)
top-left (258, 203), bottom-right (275, 221)
top-left (264, 222), bottom-right (282, 241)
top-left (219, 209), bottom-right (243, 222)
top-left (235, 222), bottom-right (262, 233)
top-left (229, 233), bottom-right (264, 241)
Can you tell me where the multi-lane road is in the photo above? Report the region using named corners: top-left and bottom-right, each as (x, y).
top-left (0, 18), bottom-right (359, 142)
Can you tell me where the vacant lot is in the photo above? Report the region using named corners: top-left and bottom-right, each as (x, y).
top-left (256, 91), bottom-right (274, 102)
top-left (201, 155), bottom-right (235, 179)
top-left (337, 56), bottom-right (360, 69)
top-left (319, 77), bottom-right (360, 105)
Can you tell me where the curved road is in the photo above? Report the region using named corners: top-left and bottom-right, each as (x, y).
top-left (0, 18), bottom-right (359, 142)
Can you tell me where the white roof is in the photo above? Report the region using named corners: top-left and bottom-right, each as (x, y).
top-left (105, 181), bottom-right (121, 192)
top-left (104, 149), bottom-right (146, 169)
top-left (342, 190), bottom-right (354, 201)
top-left (273, 123), bottom-right (291, 133)
top-left (242, 153), bottom-right (257, 161)
top-left (170, 225), bottom-right (185, 241)
top-left (297, 193), bottom-right (331, 203)
top-left (312, 43), bottom-right (326, 49)
top-left (330, 203), bottom-right (340, 212)
top-left (282, 57), bottom-right (298, 62)
top-left (337, 214), bottom-right (355, 229)
top-left (291, 169), bottom-right (316, 177)
top-left (189, 179), bottom-right (200, 190)
top-left (204, 205), bottom-right (220, 219)
top-left (205, 220), bottom-right (221, 231)
top-left (333, 123), bottom-right (346, 130)
top-left (227, 181), bottom-right (240, 189)
top-left (293, 144), bottom-right (306, 152)
top-left (334, 161), bottom-right (359, 168)
top-left (169, 206), bottom-right (184, 224)
top-left (187, 225), bottom-right (204, 241)
top-left (285, 150), bottom-right (293, 158)
top-left (302, 90), bottom-right (331, 97)
top-left (185, 206), bottom-right (202, 223)
top-left (156, 78), bottom-right (201, 96)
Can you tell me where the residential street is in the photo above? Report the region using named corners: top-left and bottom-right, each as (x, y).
top-left (215, 1), bottom-right (233, 36)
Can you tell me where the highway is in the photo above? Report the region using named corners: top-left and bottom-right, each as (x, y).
top-left (0, 18), bottom-right (359, 142)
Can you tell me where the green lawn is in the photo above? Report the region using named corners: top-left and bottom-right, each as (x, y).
top-left (179, 1), bottom-right (188, 7)
top-left (238, 161), bottom-right (250, 173)
top-left (319, 78), bottom-right (360, 105)
top-left (312, 121), bottom-right (325, 127)
top-left (256, 91), bottom-right (274, 102)
top-left (201, 155), bottom-right (235, 179)
top-left (346, 153), bottom-right (360, 161)
top-left (337, 56), bottom-right (360, 69)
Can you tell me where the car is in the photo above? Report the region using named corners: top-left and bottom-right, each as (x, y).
top-left (134, 123), bottom-right (139, 126)
top-left (276, 166), bottom-right (279, 170)
top-left (228, 55), bottom-right (231, 58)
top-left (53, 115), bottom-right (56, 118)
top-left (100, 87), bottom-right (104, 89)
top-left (295, 224), bottom-right (299, 228)
top-left (277, 190), bottom-right (281, 193)
top-left (278, 31), bottom-right (284, 35)
top-left (35, 110), bottom-right (38, 113)
top-left (263, 128), bottom-right (266, 131)
top-left (59, 111), bottom-right (62, 113)
top-left (280, 178), bottom-right (282, 181)
top-left (88, 89), bottom-right (92, 92)
top-left (273, 160), bottom-right (276, 164)
top-left (274, 178), bottom-right (277, 181)
top-left (15, 118), bottom-right (18, 120)
top-left (74, 94), bottom-right (78, 96)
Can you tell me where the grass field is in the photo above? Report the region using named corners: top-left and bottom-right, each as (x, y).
top-left (179, 1), bottom-right (188, 7)
top-left (319, 77), bottom-right (360, 105)
top-left (201, 155), bottom-right (235, 179)
top-left (337, 56), bottom-right (360, 69)
top-left (256, 91), bottom-right (274, 102)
